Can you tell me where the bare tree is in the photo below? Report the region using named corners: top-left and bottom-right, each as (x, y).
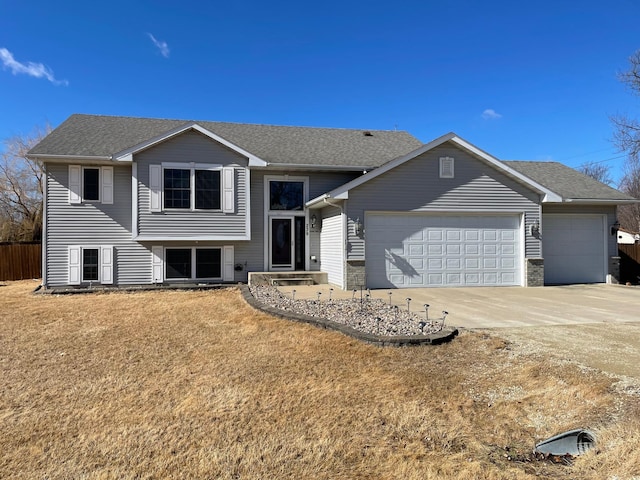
top-left (612, 50), bottom-right (640, 231)
top-left (617, 155), bottom-right (640, 232)
top-left (0, 124), bottom-right (51, 242)
top-left (578, 161), bottom-right (613, 185)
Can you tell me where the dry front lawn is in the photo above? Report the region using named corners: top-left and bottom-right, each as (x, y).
top-left (1, 280), bottom-right (639, 479)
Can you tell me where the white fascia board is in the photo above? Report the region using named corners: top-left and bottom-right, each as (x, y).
top-left (306, 194), bottom-right (329, 208)
top-left (27, 154), bottom-right (113, 164)
top-left (261, 163), bottom-right (375, 172)
top-left (561, 198), bottom-right (640, 205)
top-left (133, 234), bottom-right (251, 241)
top-left (113, 122), bottom-right (268, 166)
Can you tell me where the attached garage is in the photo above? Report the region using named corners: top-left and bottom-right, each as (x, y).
top-left (365, 213), bottom-right (522, 288)
top-left (542, 214), bottom-right (607, 284)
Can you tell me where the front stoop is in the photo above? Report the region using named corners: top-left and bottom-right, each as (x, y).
top-left (248, 271), bottom-right (328, 287)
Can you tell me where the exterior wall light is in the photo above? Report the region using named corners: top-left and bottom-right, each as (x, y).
top-left (530, 221), bottom-right (540, 236)
top-left (611, 220), bottom-right (621, 236)
top-left (354, 218), bottom-right (363, 236)
top-left (310, 214), bottom-right (317, 229)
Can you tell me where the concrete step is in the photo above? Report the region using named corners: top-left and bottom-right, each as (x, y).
top-left (270, 277), bottom-right (315, 286)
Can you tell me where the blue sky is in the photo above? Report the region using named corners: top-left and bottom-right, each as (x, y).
top-left (1, 0), bottom-right (639, 183)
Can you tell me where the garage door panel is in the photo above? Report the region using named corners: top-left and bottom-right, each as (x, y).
top-left (465, 273), bottom-right (480, 284)
top-left (465, 244), bottom-right (479, 254)
top-left (428, 230), bottom-right (443, 241)
top-left (465, 230), bottom-right (480, 241)
top-left (484, 245), bottom-right (498, 255)
top-left (446, 273), bottom-right (462, 284)
top-left (465, 258), bottom-right (480, 269)
top-left (366, 214), bottom-right (521, 288)
top-left (502, 244), bottom-right (515, 254)
top-left (543, 214), bottom-right (606, 284)
top-left (409, 258), bottom-right (424, 270)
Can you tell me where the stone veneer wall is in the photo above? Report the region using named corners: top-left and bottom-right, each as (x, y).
top-left (345, 260), bottom-right (366, 290)
top-left (525, 258), bottom-right (544, 287)
top-left (608, 256), bottom-right (621, 284)
top-left (348, 259), bottom-right (545, 289)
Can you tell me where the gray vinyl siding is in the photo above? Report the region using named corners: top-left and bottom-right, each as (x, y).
top-left (320, 205), bottom-right (344, 287)
top-left (345, 143), bottom-right (542, 260)
top-left (308, 228), bottom-right (321, 271)
top-left (542, 204), bottom-right (618, 257)
top-left (45, 163), bottom-right (151, 287)
top-left (136, 131), bottom-right (250, 238)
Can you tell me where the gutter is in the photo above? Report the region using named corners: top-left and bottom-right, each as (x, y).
top-left (27, 154), bottom-right (114, 165)
top-left (560, 198), bottom-right (640, 205)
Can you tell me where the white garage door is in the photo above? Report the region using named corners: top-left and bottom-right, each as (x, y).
top-left (543, 214), bottom-right (606, 284)
top-left (366, 214), bottom-right (522, 288)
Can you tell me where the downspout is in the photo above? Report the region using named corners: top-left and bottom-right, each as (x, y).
top-left (41, 163), bottom-right (47, 288)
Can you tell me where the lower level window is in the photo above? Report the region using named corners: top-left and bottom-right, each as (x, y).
top-left (82, 248), bottom-right (99, 281)
top-left (165, 248), bottom-right (222, 280)
top-left (165, 249), bottom-right (192, 279)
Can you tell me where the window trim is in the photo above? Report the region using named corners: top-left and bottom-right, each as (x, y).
top-left (81, 247), bottom-right (99, 282)
top-left (265, 176), bottom-right (309, 214)
top-left (164, 247), bottom-right (223, 281)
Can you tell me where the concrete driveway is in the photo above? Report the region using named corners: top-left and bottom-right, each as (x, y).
top-left (277, 284), bottom-right (640, 329)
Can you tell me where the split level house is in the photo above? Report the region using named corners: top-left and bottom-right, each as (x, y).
top-left (27, 114), bottom-right (638, 290)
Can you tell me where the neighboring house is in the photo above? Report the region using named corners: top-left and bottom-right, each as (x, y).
top-left (27, 114), bottom-right (638, 290)
top-left (617, 228), bottom-right (639, 244)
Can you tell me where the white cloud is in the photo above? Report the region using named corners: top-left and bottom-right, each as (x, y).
top-left (482, 108), bottom-right (502, 120)
top-left (147, 33), bottom-right (170, 58)
top-left (0, 47), bottom-right (68, 86)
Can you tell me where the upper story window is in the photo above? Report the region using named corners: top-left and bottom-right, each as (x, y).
top-left (163, 167), bottom-right (221, 210)
top-left (68, 165), bottom-right (113, 205)
top-left (164, 169), bottom-right (191, 209)
top-left (149, 164), bottom-right (234, 214)
top-left (269, 180), bottom-right (304, 211)
top-left (83, 168), bottom-right (100, 201)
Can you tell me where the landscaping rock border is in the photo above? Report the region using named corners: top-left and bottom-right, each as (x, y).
top-left (240, 285), bottom-right (458, 347)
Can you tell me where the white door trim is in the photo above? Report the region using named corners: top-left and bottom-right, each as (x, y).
top-left (263, 175), bottom-right (309, 271)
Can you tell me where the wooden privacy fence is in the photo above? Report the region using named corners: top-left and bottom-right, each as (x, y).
top-left (619, 243), bottom-right (640, 284)
top-left (0, 242), bottom-right (42, 281)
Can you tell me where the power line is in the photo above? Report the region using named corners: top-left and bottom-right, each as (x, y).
top-left (572, 154), bottom-right (627, 165)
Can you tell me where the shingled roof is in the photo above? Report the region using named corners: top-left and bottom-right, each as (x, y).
top-left (28, 114), bottom-right (423, 168)
top-left (505, 160), bottom-right (636, 202)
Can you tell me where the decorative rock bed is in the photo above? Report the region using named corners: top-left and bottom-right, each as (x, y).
top-left (243, 285), bottom-right (458, 347)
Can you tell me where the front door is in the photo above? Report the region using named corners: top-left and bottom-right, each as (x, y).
top-left (270, 217), bottom-right (305, 270)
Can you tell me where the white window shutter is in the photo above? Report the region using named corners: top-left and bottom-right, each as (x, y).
top-left (223, 245), bottom-right (234, 281)
top-left (149, 165), bottom-right (162, 212)
top-left (223, 167), bottom-right (235, 213)
top-left (68, 246), bottom-right (81, 285)
top-left (152, 246), bottom-right (164, 283)
top-left (69, 165), bottom-right (81, 204)
top-left (101, 246), bottom-right (114, 284)
top-left (101, 166), bottom-right (114, 204)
